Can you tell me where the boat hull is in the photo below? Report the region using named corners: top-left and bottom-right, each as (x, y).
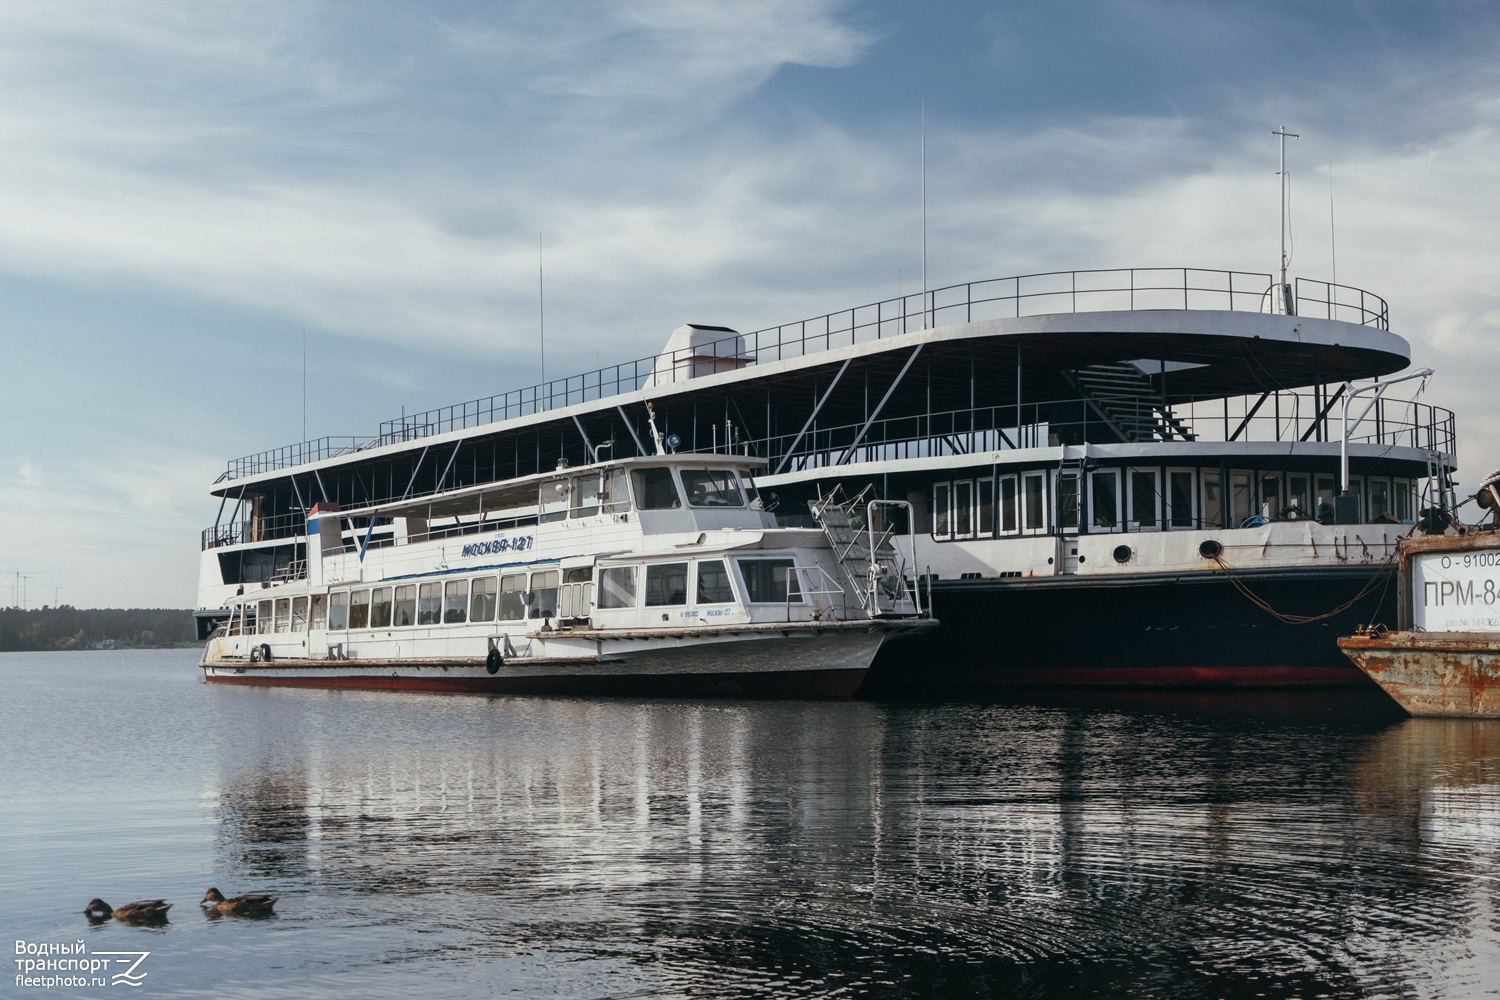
top-left (201, 623), bottom-right (914, 699)
top-left (867, 566), bottom-right (1394, 692)
top-left (1338, 631), bottom-right (1500, 717)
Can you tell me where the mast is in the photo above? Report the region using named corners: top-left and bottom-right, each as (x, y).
top-left (1271, 124), bottom-right (1299, 313)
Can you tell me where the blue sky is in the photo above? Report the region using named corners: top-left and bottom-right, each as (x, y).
top-left (2, 0), bottom-right (1498, 608)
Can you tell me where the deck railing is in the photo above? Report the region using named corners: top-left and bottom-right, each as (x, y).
top-left (748, 391), bottom-right (1453, 476)
top-left (220, 268), bottom-right (1390, 481)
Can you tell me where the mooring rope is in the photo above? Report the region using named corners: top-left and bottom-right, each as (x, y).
top-left (1210, 549), bottom-right (1398, 625)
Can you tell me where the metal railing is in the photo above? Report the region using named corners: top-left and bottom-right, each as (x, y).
top-left (220, 268), bottom-right (1390, 481)
top-left (751, 391), bottom-right (1453, 476)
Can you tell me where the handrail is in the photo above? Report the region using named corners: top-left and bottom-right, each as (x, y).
top-left (220, 268), bottom-right (1391, 481)
top-left (206, 389), bottom-right (1452, 551)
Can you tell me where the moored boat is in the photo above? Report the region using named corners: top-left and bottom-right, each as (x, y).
top-left (200, 451), bottom-right (934, 696)
top-left (1339, 518), bottom-right (1500, 717)
top-left (196, 268), bottom-right (1456, 691)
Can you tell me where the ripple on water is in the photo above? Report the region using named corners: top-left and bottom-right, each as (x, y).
top-left (3, 653), bottom-right (1499, 998)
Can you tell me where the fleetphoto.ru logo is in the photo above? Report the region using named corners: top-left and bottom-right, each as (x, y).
top-left (15, 941), bottom-right (151, 989)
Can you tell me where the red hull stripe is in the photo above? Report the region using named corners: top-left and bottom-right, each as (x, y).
top-left (203, 668), bottom-right (867, 699)
top-left (926, 664), bottom-right (1370, 689)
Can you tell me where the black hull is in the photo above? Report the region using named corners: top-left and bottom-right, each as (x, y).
top-left (866, 566), bottom-right (1397, 692)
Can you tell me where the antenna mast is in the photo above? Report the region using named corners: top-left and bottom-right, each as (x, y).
top-left (921, 94), bottom-right (928, 330)
top-left (538, 233), bottom-right (546, 386)
top-left (1271, 123), bottom-right (1299, 313)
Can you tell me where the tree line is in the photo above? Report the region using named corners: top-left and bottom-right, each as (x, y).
top-left (0, 607), bottom-right (197, 651)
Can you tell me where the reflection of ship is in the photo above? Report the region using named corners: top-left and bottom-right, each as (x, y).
top-left (207, 696), bottom-right (1497, 995)
top-left (1340, 524), bottom-right (1500, 716)
top-left (200, 451), bottom-right (932, 697)
top-left (196, 269), bottom-right (1454, 688)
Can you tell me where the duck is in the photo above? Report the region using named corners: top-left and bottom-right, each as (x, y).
top-left (84, 899), bottom-right (172, 925)
top-left (200, 888), bottom-right (278, 917)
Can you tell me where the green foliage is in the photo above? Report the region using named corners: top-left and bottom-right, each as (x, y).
top-left (0, 607), bottom-right (195, 652)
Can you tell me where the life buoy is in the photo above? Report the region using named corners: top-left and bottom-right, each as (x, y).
top-left (486, 648), bottom-right (503, 674)
top-left (259, 643), bottom-right (272, 663)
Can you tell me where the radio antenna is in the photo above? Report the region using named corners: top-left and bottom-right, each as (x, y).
top-left (538, 232), bottom-right (546, 386)
top-left (921, 94), bottom-right (928, 330)
top-left (1328, 161), bottom-right (1337, 287)
top-left (1271, 123), bottom-right (1299, 313)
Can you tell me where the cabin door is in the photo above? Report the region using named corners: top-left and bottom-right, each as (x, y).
top-left (1055, 469), bottom-right (1081, 575)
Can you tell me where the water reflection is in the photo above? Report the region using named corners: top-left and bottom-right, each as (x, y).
top-left (208, 694), bottom-right (1500, 998)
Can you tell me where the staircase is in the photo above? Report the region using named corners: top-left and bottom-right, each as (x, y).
top-left (1068, 363), bottom-right (1197, 443)
top-left (809, 488), bottom-right (917, 618)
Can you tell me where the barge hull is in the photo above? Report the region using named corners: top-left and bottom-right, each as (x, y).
top-left (1338, 632), bottom-right (1500, 717)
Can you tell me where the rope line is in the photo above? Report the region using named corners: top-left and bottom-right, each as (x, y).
top-left (1210, 550), bottom-right (1397, 625)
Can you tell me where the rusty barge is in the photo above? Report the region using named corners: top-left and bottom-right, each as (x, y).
top-left (1339, 526), bottom-right (1500, 717)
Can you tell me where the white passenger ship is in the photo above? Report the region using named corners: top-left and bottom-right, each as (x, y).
top-left (200, 449), bottom-right (933, 697)
top-left (196, 267), bottom-right (1456, 691)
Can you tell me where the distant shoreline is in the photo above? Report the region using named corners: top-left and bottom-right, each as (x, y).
top-left (0, 607), bottom-right (196, 652)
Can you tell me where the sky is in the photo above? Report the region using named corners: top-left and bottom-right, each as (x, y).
top-left (2, 0), bottom-right (1498, 609)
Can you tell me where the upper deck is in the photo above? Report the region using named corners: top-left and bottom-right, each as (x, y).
top-left (217, 268), bottom-right (1403, 483)
top-left (203, 267), bottom-right (1452, 549)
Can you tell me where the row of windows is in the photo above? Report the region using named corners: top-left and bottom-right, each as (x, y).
top-left (931, 468), bottom-right (1421, 539)
top-left (234, 558), bottom-right (805, 635)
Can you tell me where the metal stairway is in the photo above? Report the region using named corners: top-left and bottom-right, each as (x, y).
top-left (808, 487), bottom-right (917, 618)
top-left (1068, 363), bottom-right (1197, 442)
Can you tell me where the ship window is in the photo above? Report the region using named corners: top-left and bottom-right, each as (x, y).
top-left (393, 585), bottom-right (416, 627)
top-left (737, 558), bottom-right (803, 604)
top-left (529, 570), bottom-right (559, 619)
top-left (349, 590), bottom-right (370, 630)
top-left (1259, 475), bottom-right (1281, 517)
top-left (645, 562), bottom-right (689, 606)
top-left (977, 479), bottom-right (994, 536)
top-left (329, 592), bottom-right (348, 630)
top-left (1056, 474), bottom-right (1079, 530)
top-left (499, 574), bottom-right (527, 621)
top-left (1316, 476), bottom-right (1338, 521)
top-left (600, 470), bottom-right (630, 513)
top-left (444, 580), bottom-right (468, 623)
top-left (1133, 470), bottom-right (1161, 529)
top-left (570, 476), bottom-right (601, 518)
top-left (470, 577), bottom-right (497, 622)
top-left (955, 481), bottom-right (974, 537)
top-left (598, 566), bottom-right (637, 609)
top-left (1288, 475), bottom-right (1310, 517)
top-left (418, 583), bottom-right (441, 625)
top-left (999, 475), bottom-right (1018, 533)
top-left (540, 480), bottom-right (570, 523)
top-left (257, 599), bottom-right (273, 634)
top-left (697, 560), bottom-right (734, 604)
top-left (1022, 473), bottom-right (1046, 532)
top-left (682, 469), bottom-right (745, 507)
top-left (1091, 471), bottom-right (1119, 529)
top-left (309, 594), bottom-right (326, 631)
top-left (1229, 471), bottom-right (1252, 524)
top-left (292, 596), bottom-right (309, 632)
top-left (274, 598), bottom-right (291, 633)
top-left (631, 467), bottom-right (681, 510)
top-left (1369, 478), bottom-right (1392, 520)
top-left (1395, 481), bottom-right (1413, 521)
top-left (1169, 470), bottom-right (1196, 528)
top-left (932, 482), bottom-right (952, 537)
top-left (370, 587), bottom-right (393, 629)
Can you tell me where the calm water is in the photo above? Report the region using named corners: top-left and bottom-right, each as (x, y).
top-left (2, 650), bottom-right (1498, 999)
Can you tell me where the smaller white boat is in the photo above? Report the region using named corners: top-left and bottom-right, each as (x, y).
top-left (200, 449), bottom-right (933, 697)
